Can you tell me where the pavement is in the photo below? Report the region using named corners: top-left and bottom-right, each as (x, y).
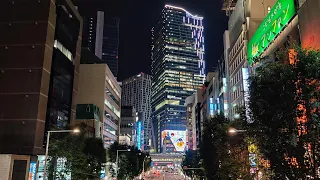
top-left (144, 172), bottom-right (186, 180)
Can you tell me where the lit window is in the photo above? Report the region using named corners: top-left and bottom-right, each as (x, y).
top-left (53, 40), bottom-right (73, 61)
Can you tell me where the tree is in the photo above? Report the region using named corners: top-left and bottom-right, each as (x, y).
top-left (181, 149), bottom-right (204, 179)
top-left (48, 124), bottom-right (106, 180)
top-left (200, 114), bottom-right (249, 180)
top-left (107, 142), bottom-right (150, 180)
top-left (242, 45), bottom-right (320, 179)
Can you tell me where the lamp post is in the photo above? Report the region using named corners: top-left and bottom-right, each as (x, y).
top-left (228, 128), bottom-right (247, 134)
top-left (116, 149), bottom-right (131, 179)
top-left (142, 155), bottom-right (149, 178)
top-left (43, 129), bottom-right (80, 179)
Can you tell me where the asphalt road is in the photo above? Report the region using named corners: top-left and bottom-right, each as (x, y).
top-left (144, 172), bottom-right (186, 180)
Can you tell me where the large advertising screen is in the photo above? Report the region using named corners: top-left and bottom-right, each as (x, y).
top-left (161, 130), bottom-right (186, 153)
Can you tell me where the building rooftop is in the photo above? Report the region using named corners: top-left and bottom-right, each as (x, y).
top-left (222, 0), bottom-right (238, 15)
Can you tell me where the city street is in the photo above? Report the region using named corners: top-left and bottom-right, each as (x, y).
top-left (144, 172), bottom-right (186, 180)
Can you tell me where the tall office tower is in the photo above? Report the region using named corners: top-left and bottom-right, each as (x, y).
top-left (151, 5), bottom-right (205, 153)
top-left (121, 73), bottom-right (152, 150)
top-left (222, 0), bottom-right (277, 119)
top-left (0, 0), bottom-right (82, 178)
top-left (77, 8), bottom-right (120, 77)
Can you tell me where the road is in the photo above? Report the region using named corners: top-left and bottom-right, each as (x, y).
top-left (144, 172), bottom-right (186, 180)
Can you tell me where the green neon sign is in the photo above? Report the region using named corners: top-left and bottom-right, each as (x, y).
top-left (247, 0), bottom-right (296, 64)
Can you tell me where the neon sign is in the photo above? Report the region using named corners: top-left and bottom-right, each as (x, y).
top-left (137, 121), bottom-right (142, 150)
top-left (248, 0), bottom-right (296, 64)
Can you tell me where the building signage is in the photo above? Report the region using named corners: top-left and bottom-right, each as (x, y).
top-left (137, 121), bottom-right (142, 150)
top-left (248, 0), bottom-right (296, 64)
top-left (242, 68), bottom-right (253, 123)
top-left (209, 98), bottom-right (214, 116)
top-left (161, 130), bottom-right (186, 152)
top-left (36, 155), bottom-right (45, 180)
top-left (28, 162), bottom-right (37, 180)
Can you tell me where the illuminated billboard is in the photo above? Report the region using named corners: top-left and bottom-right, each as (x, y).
top-left (28, 162), bottom-right (36, 180)
top-left (161, 130), bottom-right (186, 152)
top-left (248, 0), bottom-right (296, 64)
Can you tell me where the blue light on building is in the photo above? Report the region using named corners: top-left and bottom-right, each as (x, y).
top-left (137, 121), bottom-right (142, 150)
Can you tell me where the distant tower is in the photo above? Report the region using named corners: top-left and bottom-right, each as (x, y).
top-left (151, 5), bottom-right (206, 153)
top-left (79, 9), bottom-right (120, 78)
top-left (121, 73), bottom-right (152, 150)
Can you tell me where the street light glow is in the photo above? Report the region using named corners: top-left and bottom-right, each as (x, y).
top-left (228, 128), bottom-right (237, 134)
top-left (73, 129), bottom-right (80, 133)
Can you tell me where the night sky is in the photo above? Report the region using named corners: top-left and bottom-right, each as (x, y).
top-left (74, 0), bottom-right (228, 81)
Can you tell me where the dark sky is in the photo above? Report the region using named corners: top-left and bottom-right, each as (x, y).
top-left (74, 0), bottom-right (228, 81)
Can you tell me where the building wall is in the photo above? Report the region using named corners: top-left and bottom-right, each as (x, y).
top-left (185, 94), bottom-right (195, 150)
top-left (120, 106), bottom-right (136, 137)
top-left (0, 155), bottom-right (12, 180)
top-left (193, 89), bottom-right (203, 149)
top-left (299, 0), bottom-right (320, 49)
top-left (78, 64), bottom-right (106, 137)
top-left (77, 64), bottom-right (121, 147)
top-left (0, 0), bottom-right (82, 155)
top-left (227, 0), bottom-right (277, 119)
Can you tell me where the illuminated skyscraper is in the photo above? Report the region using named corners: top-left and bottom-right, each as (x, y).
top-left (151, 5), bottom-right (205, 153)
top-left (121, 73), bottom-right (152, 150)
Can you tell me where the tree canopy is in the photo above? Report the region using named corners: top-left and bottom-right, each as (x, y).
top-left (240, 45), bottom-right (320, 179)
top-left (48, 124), bottom-right (106, 180)
top-left (107, 142), bottom-right (151, 180)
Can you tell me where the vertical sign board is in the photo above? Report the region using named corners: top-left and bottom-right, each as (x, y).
top-left (36, 155), bottom-right (45, 180)
top-left (242, 68), bottom-right (253, 123)
top-left (209, 98), bottom-right (214, 116)
top-left (28, 162), bottom-right (37, 180)
top-left (247, 0), bottom-right (296, 64)
top-left (137, 121), bottom-right (142, 150)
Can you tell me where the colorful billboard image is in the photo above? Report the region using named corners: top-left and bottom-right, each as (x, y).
top-left (28, 162), bottom-right (36, 180)
top-left (161, 130), bottom-right (186, 153)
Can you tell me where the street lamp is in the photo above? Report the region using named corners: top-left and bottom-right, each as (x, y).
top-left (116, 149), bottom-right (131, 179)
top-left (142, 155), bottom-right (150, 177)
top-left (43, 128), bottom-right (80, 179)
top-left (228, 128), bottom-right (246, 134)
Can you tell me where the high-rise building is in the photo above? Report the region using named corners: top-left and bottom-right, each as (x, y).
top-left (77, 57), bottom-right (121, 148)
top-left (0, 0), bottom-right (82, 178)
top-left (77, 8), bottom-right (120, 77)
top-left (151, 5), bottom-right (205, 153)
top-left (121, 73), bottom-right (152, 150)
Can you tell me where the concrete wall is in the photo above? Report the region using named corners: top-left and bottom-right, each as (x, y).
top-left (0, 155), bottom-right (12, 180)
top-left (299, 0), bottom-right (320, 49)
top-left (0, 154), bottom-right (31, 180)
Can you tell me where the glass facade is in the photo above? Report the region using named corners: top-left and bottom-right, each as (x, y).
top-left (79, 8), bottom-right (120, 77)
top-left (151, 5), bottom-right (205, 153)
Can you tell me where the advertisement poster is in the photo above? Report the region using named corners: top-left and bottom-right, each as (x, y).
top-left (28, 162), bottom-right (37, 180)
top-left (161, 130), bottom-right (186, 152)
